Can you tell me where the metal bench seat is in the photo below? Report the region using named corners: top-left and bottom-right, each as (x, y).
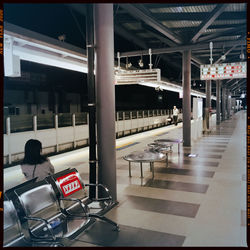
top-left (46, 168), bottom-right (120, 232)
top-left (4, 196), bottom-right (26, 247)
top-left (12, 179), bottom-right (90, 246)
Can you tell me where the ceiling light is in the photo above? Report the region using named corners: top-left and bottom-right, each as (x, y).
top-left (58, 34), bottom-right (66, 42)
top-left (126, 57), bottom-right (132, 69)
top-left (240, 46), bottom-right (245, 60)
top-left (221, 54), bottom-right (226, 61)
top-left (220, 45), bottom-right (226, 61)
top-left (240, 52), bottom-right (245, 60)
top-left (138, 54), bottom-right (144, 68)
top-left (138, 59), bottom-right (144, 68)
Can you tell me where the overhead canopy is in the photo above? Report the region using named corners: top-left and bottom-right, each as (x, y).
top-left (4, 21), bottom-right (216, 99)
top-left (4, 22), bottom-right (88, 75)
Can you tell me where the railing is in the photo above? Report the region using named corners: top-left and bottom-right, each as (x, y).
top-left (4, 109), bottom-right (182, 134)
top-left (3, 109), bottom-right (183, 166)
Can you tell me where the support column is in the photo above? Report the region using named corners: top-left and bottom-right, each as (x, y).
top-left (216, 80), bottom-right (221, 125)
top-left (182, 50), bottom-right (191, 147)
top-left (221, 86), bottom-right (226, 121)
top-left (86, 4), bottom-right (97, 199)
top-left (205, 80), bottom-right (211, 130)
top-left (226, 89), bottom-right (230, 119)
top-left (94, 4), bottom-right (117, 201)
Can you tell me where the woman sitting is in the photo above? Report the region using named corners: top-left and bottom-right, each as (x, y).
top-left (21, 139), bottom-right (55, 181)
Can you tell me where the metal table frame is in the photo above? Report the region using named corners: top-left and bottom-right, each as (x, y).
top-left (147, 143), bottom-right (172, 167)
top-left (154, 139), bottom-right (183, 154)
top-left (123, 152), bottom-right (166, 179)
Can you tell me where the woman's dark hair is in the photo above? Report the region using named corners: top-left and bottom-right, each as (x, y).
top-left (23, 139), bottom-right (47, 164)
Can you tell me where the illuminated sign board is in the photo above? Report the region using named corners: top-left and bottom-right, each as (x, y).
top-left (200, 62), bottom-right (246, 80)
top-left (115, 69), bottom-right (161, 85)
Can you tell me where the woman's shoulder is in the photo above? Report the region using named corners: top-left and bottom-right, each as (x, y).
top-left (41, 158), bottom-right (51, 164)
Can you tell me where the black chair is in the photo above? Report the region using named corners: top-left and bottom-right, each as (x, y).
top-left (46, 168), bottom-right (120, 231)
top-left (13, 179), bottom-right (91, 246)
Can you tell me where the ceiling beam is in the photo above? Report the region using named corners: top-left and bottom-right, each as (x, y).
top-left (119, 39), bottom-right (246, 58)
top-left (214, 45), bottom-right (238, 64)
top-left (141, 23), bottom-right (177, 47)
top-left (225, 78), bottom-right (235, 87)
top-left (227, 79), bottom-right (243, 89)
top-left (231, 80), bottom-right (246, 91)
top-left (214, 35), bottom-right (246, 63)
top-left (115, 26), bottom-right (184, 74)
top-left (197, 25), bottom-right (246, 43)
top-left (120, 4), bottom-right (182, 44)
top-left (114, 24), bottom-right (183, 72)
top-left (190, 4), bottom-right (228, 43)
top-left (140, 24), bottom-right (203, 67)
top-left (191, 54), bottom-right (203, 65)
top-left (116, 12), bottom-right (246, 23)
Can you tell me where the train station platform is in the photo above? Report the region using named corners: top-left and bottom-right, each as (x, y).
top-left (4, 111), bottom-right (247, 247)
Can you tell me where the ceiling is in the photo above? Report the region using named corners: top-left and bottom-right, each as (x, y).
top-left (4, 3), bottom-right (247, 96)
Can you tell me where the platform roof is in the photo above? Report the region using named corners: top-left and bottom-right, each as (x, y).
top-left (4, 3), bottom-right (247, 96)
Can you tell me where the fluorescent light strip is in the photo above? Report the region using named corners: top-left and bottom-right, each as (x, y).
top-left (13, 36), bottom-right (87, 62)
top-left (13, 46), bottom-right (88, 73)
top-left (139, 81), bottom-right (216, 100)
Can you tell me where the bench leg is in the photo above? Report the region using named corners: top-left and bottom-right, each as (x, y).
top-left (89, 214), bottom-right (120, 231)
top-left (129, 162), bottom-right (132, 177)
top-left (140, 162), bottom-right (143, 178)
top-left (178, 143), bottom-right (180, 154)
top-left (166, 153), bottom-right (168, 167)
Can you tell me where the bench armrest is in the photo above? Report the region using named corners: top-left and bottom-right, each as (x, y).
top-left (85, 183), bottom-right (112, 201)
top-left (59, 197), bottom-right (89, 216)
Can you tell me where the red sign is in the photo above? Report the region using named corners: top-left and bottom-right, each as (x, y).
top-left (56, 172), bottom-right (83, 197)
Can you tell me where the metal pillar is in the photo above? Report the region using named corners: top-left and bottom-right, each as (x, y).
top-left (205, 80), bottom-right (211, 130)
top-left (216, 80), bottom-right (221, 125)
top-left (86, 4), bottom-right (96, 199)
top-left (94, 4), bottom-right (117, 201)
top-left (182, 50), bottom-right (191, 147)
top-left (221, 86), bottom-right (226, 121)
top-left (226, 89), bottom-right (230, 119)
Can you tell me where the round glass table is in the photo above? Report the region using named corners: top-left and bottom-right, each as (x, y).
top-left (123, 151), bottom-right (166, 179)
top-left (154, 138), bottom-right (183, 154)
top-left (147, 143), bottom-right (173, 167)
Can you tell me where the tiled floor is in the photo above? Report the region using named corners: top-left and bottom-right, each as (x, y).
top-left (74, 111), bottom-right (247, 247)
top-left (4, 111), bottom-right (247, 246)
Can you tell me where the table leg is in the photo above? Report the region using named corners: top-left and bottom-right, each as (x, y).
top-left (166, 153), bottom-right (168, 167)
top-left (140, 162), bottom-right (143, 178)
top-left (129, 162), bottom-right (132, 177)
top-left (178, 143), bottom-right (180, 154)
top-left (151, 162), bottom-right (154, 179)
